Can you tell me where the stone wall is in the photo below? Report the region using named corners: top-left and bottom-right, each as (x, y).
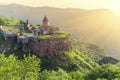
top-left (21, 36), bottom-right (71, 57)
top-left (0, 45), bottom-right (10, 52)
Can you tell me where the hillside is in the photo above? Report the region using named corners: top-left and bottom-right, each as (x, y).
top-left (0, 15), bottom-right (120, 80)
top-left (0, 39), bottom-right (119, 80)
top-left (0, 4), bottom-right (119, 58)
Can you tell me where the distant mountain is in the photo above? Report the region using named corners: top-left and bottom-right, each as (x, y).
top-left (0, 4), bottom-right (120, 58)
top-left (0, 4), bottom-right (87, 24)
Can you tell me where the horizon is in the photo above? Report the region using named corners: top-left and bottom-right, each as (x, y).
top-left (0, 3), bottom-right (119, 16)
top-left (0, 3), bottom-right (111, 10)
top-left (0, 0), bottom-right (120, 15)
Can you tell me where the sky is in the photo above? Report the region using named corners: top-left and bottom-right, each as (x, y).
top-left (0, 0), bottom-right (120, 14)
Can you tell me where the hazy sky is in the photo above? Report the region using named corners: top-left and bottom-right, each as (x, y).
top-left (0, 0), bottom-right (120, 14)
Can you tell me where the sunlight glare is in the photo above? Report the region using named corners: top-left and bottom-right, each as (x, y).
top-left (108, 0), bottom-right (120, 16)
top-left (110, 7), bottom-right (120, 16)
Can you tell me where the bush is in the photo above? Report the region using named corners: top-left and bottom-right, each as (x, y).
top-left (0, 53), bottom-right (40, 80)
top-left (0, 16), bottom-right (20, 26)
top-left (85, 64), bottom-right (120, 80)
top-left (39, 69), bottom-right (73, 80)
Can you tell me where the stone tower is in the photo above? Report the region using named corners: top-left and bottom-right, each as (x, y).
top-left (42, 16), bottom-right (49, 27)
top-left (26, 19), bottom-right (29, 24)
top-left (24, 20), bottom-right (29, 30)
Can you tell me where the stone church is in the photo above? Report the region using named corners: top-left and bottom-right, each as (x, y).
top-left (34, 16), bottom-right (60, 35)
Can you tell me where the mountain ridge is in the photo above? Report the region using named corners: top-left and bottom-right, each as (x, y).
top-left (0, 4), bottom-right (120, 58)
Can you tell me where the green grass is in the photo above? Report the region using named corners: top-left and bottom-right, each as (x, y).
top-left (40, 49), bottom-right (96, 71)
top-left (0, 16), bottom-right (20, 26)
top-left (37, 32), bottom-right (69, 40)
top-left (65, 50), bottom-right (93, 69)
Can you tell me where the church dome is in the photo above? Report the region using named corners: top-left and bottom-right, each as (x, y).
top-left (43, 16), bottom-right (48, 22)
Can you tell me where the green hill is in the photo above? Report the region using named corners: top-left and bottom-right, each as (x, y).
top-left (72, 40), bottom-right (108, 62)
top-left (0, 14), bottom-right (119, 80)
top-left (0, 4), bottom-right (119, 58)
top-left (0, 16), bottom-right (20, 26)
top-left (0, 41), bottom-right (119, 80)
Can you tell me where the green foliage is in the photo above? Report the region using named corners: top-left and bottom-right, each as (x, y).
top-left (0, 53), bottom-right (85, 80)
top-left (68, 71), bottom-right (84, 80)
top-left (20, 20), bottom-right (26, 24)
top-left (39, 69), bottom-right (73, 80)
top-left (85, 64), bottom-right (120, 80)
top-left (0, 26), bottom-right (117, 80)
top-left (0, 52), bottom-right (119, 80)
top-left (0, 46), bottom-right (118, 80)
top-left (37, 32), bottom-right (68, 39)
top-left (0, 53), bottom-right (40, 80)
top-left (33, 24), bottom-right (40, 28)
top-left (18, 26), bottom-right (24, 36)
top-left (71, 39), bottom-right (108, 62)
top-left (0, 14), bottom-right (118, 80)
top-left (0, 18), bottom-right (4, 25)
top-left (41, 49), bottom-right (98, 73)
top-left (0, 16), bottom-right (20, 26)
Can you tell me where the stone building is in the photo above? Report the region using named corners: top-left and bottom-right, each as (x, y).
top-left (23, 20), bottom-right (33, 32)
top-left (4, 32), bottom-right (17, 41)
top-left (16, 16), bottom-right (71, 57)
top-left (34, 16), bottom-right (60, 35)
top-left (42, 16), bottom-right (49, 27)
top-left (0, 15), bottom-right (71, 57)
top-left (17, 34), bottom-right (35, 52)
top-left (21, 35), bottom-right (71, 57)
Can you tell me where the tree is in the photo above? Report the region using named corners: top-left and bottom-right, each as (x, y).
top-left (39, 69), bottom-right (73, 80)
top-left (0, 53), bottom-right (40, 80)
top-left (0, 18), bottom-right (4, 25)
top-left (85, 64), bottom-right (120, 80)
top-left (69, 71), bottom-right (84, 80)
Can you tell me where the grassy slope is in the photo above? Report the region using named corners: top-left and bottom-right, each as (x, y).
top-left (40, 48), bottom-right (101, 72)
top-left (0, 16), bottom-right (108, 73)
top-left (37, 32), bottom-right (68, 39)
top-left (72, 40), bottom-right (108, 62)
top-left (0, 16), bottom-right (20, 26)
top-left (0, 31), bottom-right (107, 72)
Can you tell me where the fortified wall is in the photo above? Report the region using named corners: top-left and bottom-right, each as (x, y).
top-left (20, 35), bottom-right (71, 57)
top-left (18, 16), bottom-right (72, 57)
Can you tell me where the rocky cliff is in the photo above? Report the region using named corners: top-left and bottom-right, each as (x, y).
top-left (22, 36), bottom-right (71, 57)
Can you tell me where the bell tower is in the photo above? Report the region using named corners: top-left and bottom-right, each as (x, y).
top-left (42, 16), bottom-right (49, 27)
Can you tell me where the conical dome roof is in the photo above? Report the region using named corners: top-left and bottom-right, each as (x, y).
top-left (43, 16), bottom-right (48, 22)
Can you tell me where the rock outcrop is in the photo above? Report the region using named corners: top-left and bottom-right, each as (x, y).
top-left (99, 57), bottom-right (119, 65)
top-left (21, 36), bottom-right (71, 57)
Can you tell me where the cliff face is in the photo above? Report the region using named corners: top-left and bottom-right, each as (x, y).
top-left (22, 36), bottom-right (71, 57)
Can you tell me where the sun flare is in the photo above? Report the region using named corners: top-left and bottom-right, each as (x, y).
top-left (109, 7), bottom-right (120, 16)
top-left (107, 0), bottom-right (120, 16)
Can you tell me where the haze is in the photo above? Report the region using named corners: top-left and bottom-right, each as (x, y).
top-left (0, 0), bottom-right (120, 15)
top-left (0, 1), bottom-right (120, 58)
